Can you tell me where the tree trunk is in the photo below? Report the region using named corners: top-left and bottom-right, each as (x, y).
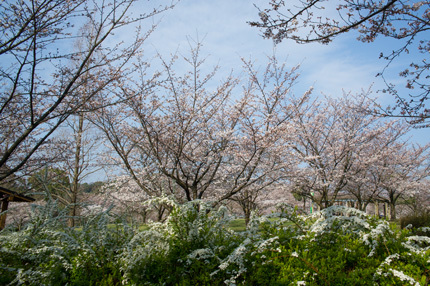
top-left (389, 202), bottom-right (396, 220)
top-left (69, 113), bottom-right (84, 227)
top-left (0, 199), bottom-right (9, 230)
top-left (383, 202), bottom-right (387, 218)
top-left (141, 209), bottom-right (147, 224)
top-left (244, 208), bottom-right (251, 226)
top-left (374, 201), bottom-right (379, 217)
top-left (157, 206), bottom-right (165, 222)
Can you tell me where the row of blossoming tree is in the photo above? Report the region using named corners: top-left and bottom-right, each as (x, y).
top-left (91, 41), bottom-right (430, 224)
top-left (1, 0), bottom-right (429, 228)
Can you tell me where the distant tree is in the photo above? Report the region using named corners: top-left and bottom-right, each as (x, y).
top-left (401, 179), bottom-right (430, 216)
top-left (81, 181), bottom-right (104, 193)
top-left (290, 92), bottom-right (407, 209)
top-left (344, 121), bottom-right (410, 211)
top-left (28, 167), bottom-right (70, 201)
top-left (375, 141), bottom-right (430, 219)
top-left (99, 176), bottom-right (153, 223)
top-left (250, 0), bottom-right (430, 126)
top-left (229, 179), bottom-right (288, 225)
top-left (230, 189), bottom-right (260, 226)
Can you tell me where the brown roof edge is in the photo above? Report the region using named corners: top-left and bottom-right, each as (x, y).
top-left (0, 186), bottom-right (35, 202)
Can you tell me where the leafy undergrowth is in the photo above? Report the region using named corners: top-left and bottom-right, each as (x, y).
top-left (1, 199), bottom-right (429, 285)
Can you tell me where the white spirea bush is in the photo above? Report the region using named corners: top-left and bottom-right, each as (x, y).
top-left (121, 199), bottom-right (241, 285)
top-left (0, 198), bottom-right (134, 285)
top-left (308, 205), bottom-right (373, 235)
top-left (1, 199), bottom-right (429, 285)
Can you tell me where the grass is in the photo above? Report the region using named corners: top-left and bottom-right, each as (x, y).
top-left (227, 218), bottom-right (294, 232)
top-left (228, 219), bottom-right (246, 232)
top-left (74, 218), bottom-right (292, 233)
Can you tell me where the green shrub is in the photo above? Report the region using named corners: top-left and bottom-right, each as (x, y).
top-left (239, 206), bottom-right (429, 285)
top-left (0, 199), bottom-right (133, 285)
top-left (400, 212), bottom-right (430, 231)
top-left (121, 199), bottom-right (242, 285)
top-left (1, 200), bottom-right (429, 285)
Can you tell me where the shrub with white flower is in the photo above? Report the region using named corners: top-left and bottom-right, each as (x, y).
top-left (1, 199), bottom-right (429, 285)
top-left (121, 199), bottom-right (243, 285)
top-left (0, 198), bottom-right (133, 285)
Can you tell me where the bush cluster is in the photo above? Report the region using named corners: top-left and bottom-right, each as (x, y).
top-left (0, 201), bottom-right (133, 286)
top-left (400, 212), bottom-right (430, 232)
top-left (1, 199), bottom-right (429, 285)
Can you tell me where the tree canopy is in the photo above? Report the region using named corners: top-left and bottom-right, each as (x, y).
top-left (0, 0), bottom-right (175, 181)
top-left (250, 0), bottom-right (430, 126)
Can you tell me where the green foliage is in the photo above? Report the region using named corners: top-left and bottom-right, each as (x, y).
top-left (28, 167), bottom-right (71, 200)
top-left (228, 218), bottom-right (246, 232)
top-left (122, 199), bottom-right (242, 285)
top-left (1, 200), bottom-right (429, 285)
top-left (0, 198), bottom-right (132, 285)
top-left (400, 212), bottom-right (430, 232)
top-left (80, 181), bottom-right (104, 193)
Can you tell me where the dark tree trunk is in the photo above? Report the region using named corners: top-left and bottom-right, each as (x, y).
top-left (0, 199), bottom-right (9, 230)
top-left (244, 208), bottom-right (251, 226)
top-left (390, 202), bottom-right (396, 220)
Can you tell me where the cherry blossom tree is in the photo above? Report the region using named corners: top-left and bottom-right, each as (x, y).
top-left (95, 41), bottom-right (310, 210)
top-left (344, 121), bottom-right (410, 211)
top-left (250, 0), bottom-right (430, 126)
top-left (93, 175), bottom-right (165, 224)
top-left (375, 141), bottom-right (430, 219)
top-left (229, 180), bottom-right (291, 225)
top-left (0, 0), bottom-right (176, 182)
top-left (290, 92), bottom-right (408, 209)
top-left (401, 178), bottom-right (430, 216)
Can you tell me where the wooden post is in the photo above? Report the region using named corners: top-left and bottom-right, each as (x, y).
top-left (386, 203), bottom-right (391, 220)
top-left (0, 189), bottom-right (34, 230)
top-left (374, 201), bottom-right (379, 217)
top-left (0, 198), bottom-right (9, 230)
top-left (383, 202), bottom-right (387, 219)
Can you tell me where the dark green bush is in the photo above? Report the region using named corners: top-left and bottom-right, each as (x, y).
top-left (400, 212), bottom-right (430, 230)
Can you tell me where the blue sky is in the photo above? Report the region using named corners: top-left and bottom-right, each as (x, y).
top-left (139, 0), bottom-right (429, 145)
top-left (146, 0), bottom-right (384, 95)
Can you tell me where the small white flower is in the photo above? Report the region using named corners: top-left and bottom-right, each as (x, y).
top-left (390, 269), bottom-right (420, 286)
